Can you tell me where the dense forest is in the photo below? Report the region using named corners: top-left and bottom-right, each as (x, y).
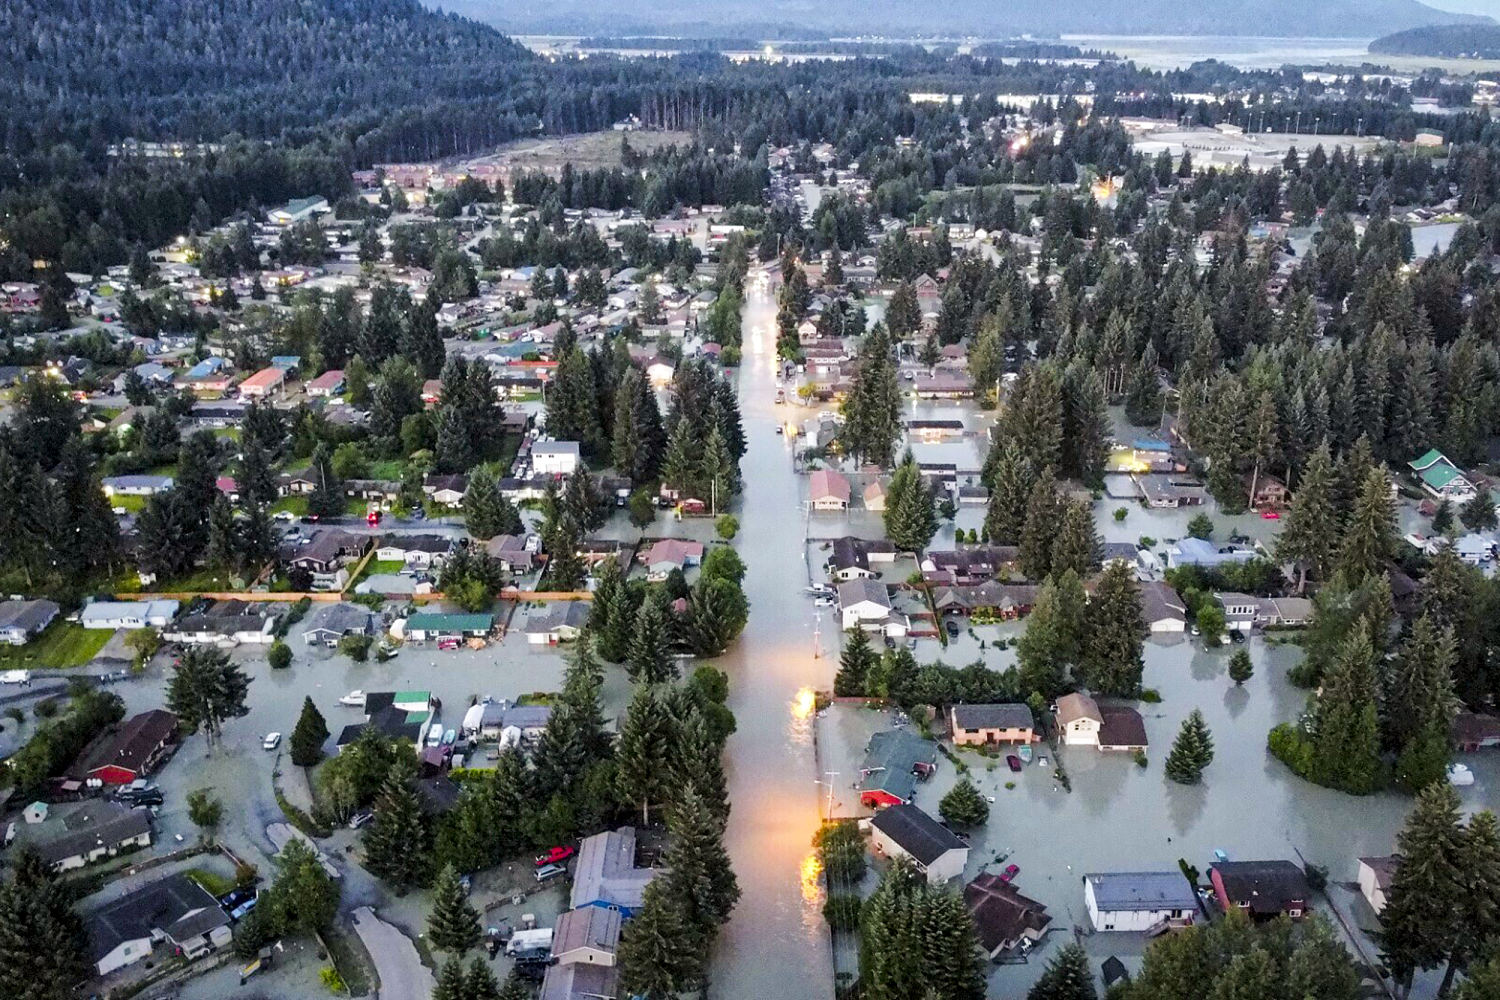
top-left (1371, 24), bottom-right (1500, 60)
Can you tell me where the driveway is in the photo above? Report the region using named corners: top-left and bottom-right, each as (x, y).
top-left (351, 906), bottom-right (433, 1000)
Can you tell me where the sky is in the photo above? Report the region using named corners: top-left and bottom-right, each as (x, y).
top-left (1422, 0), bottom-right (1500, 15)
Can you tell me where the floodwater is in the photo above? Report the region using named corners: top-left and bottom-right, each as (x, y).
top-left (710, 270), bottom-right (838, 996)
top-left (1065, 35), bottom-right (1374, 72)
top-left (1412, 222), bottom-right (1460, 261)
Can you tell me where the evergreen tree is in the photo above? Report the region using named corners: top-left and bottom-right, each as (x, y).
top-left (1016, 571), bottom-right (1086, 699)
top-left (462, 469), bottom-right (522, 540)
top-left (1028, 942), bottom-right (1097, 1000)
top-left (616, 685), bottom-right (674, 826)
top-left (1378, 783), bottom-right (1469, 992)
top-left (432, 957), bottom-right (466, 1000)
top-left (531, 637), bottom-right (614, 800)
top-left (841, 327), bottom-right (902, 467)
top-left (627, 594), bottom-right (676, 684)
top-left (463, 958), bottom-right (503, 1000)
top-left (1277, 440), bottom-right (1339, 590)
top-left (166, 645), bottom-right (250, 750)
top-left (612, 367), bottom-right (664, 485)
top-left (685, 575), bottom-right (749, 656)
top-left (1061, 364), bottom-right (1109, 486)
top-left (981, 440), bottom-right (1034, 545)
top-left (939, 779), bottom-right (989, 827)
top-left (1228, 649), bottom-right (1254, 686)
top-left (618, 880), bottom-right (699, 998)
top-left (239, 438), bottom-right (278, 509)
top-left (428, 864), bottom-right (481, 954)
top-left (661, 783), bottom-right (740, 937)
top-left (0, 848), bottom-right (88, 1000)
top-left (1336, 466), bottom-right (1396, 583)
top-left (1311, 627), bottom-right (1384, 794)
top-left (885, 280), bottom-right (921, 340)
top-left (661, 417), bottom-right (700, 500)
top-left (835, 627), bottom-right (878, 697)
top-left (363, 761), bottom-right (431, 889)
top-left (289, 696), bottom-right (329, 767)
top-left (1461, 490), bottom-right (1499, 532)
top-left (1082, 562), bottom-right (1146, 696)
top-left (883, 451), bottom-right (937, 553)
top-left (1050, 499), bottom-right (1100, 578)
top-left (589, 558), bottom-right (633, 663)
top-left (306, 442), bottom-right (344, 520)
top-left (1164, 709), bottom-right (1215, 784)
top-left (435, 748), bottom-right (526, 874)
top-left (861, 859), bottom-right (984, 1000)
top-left (1019, 469), bottom-right (1061, 581)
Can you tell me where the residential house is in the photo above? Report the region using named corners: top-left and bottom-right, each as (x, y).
top-left (1358, 856), bottom-right (1398, 915)
top-left (1216, 592), bottom-right (1263, 633)
top-left (642, 539), bottom-right (703, 581)
top-left (1263, 597), bottom-right (1313, 627)
top-left (102, 474), bottom-right (174, 497)
top-left (87, 872), bottom-right (233, 976)
top-left (374, 534), bottom-right (454, 571)
top-left (1057, 693), bottom-right (1103, 746)
top-left (1140, 582), bottom-right (1188, 633)
top-left (539, 964), bottom-right (620, 1000)
top-left (335, 690), bottom-right (433, 751)
top-left (1100, 542), bottom-right (1139, 569)
top-left (268, 196), bottom-right (329, 225)
top-left (809, 468), bottom-right (852, 511)
top-left (1455, 533), bottom-right (1494, 567)
top-left (863, 480), bottom-right (887, 511)
top-left (1409, 449), bottom-right (1476, 501)
top-left (1210, 860), bottom-right (1309, 920)
top-left (79, 599), bottom-right (179, 630)
top-left (0, 599), bottom-right (60, 644)
top-left (33, 802), bottom-right (153, 872)
top-left (1137, 475), bottom-right (1206, 508)
top-left (460, 698), bottom-right (552, 742)
top-left (286, 529), bottom-right (371, 590)
top-left (424, 473), bottom-right (468, 506)
top-left (827, 537), bottom-right (896, 582)
top-left (869, 804), bottom-right (969, 884)
top-left (1454, 712), bottom-right (1500, 751)
top-left (300, 604), bottom-right (374, 646)
top-left (161, 600), bottom-right (277, 645)
top-left (921, 547), bottom-right (1019, 585)
top-left (964, 874), bottom-right (1052, 959)
top-left (182, 357), bottom-right (231, 392)
top-left (570, 827), bottom-right (657, 916)
top-left (69, 710), bottom-right (178, 786)
top-left (1167, 538), bottom-right (1259, 571)
top-left (403, 612), bottom-right (493, 642)
top-left (1244, 473), bottom-right (1289, 509)
top-left (1084, 872), bottom-right (1197, 932)
top-left (550, 905), bottom-right (621, 968)
top-left (950, 704), bottom-right (1034, 747)
top-left (486, 533), bottom-right (540, 574)
top-left (238, 365), bottom-right (287, 399)
top-left (856, 729), bottom-right (937, 808)
top-left (534, 441), bottom-right (582, 476)
top-left (1098, 706), bottom-right (1149, 752)
top-left (906, 418), bottom-right (965, 440)
top-left (931, 582), bottom-right (1037, 620)
top-left (306, 369), bottom-right (346, 398)
top-left (838, 579), bottom-right (906, 636)
top-left (525, 602), bottom-right (592, 644)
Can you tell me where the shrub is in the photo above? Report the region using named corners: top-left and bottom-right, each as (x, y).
top-left (1113, 507), bottom-right (1128, 522)
top-left (187, 789), bottom-right (223, 829)
top-left (320, 967), bottom-right (348, 994)
top-left (715, 514), bottom-right (739, 540)
top-left (268, 640), bottom-right (292, 669)
top-left (939, 779), bottom-right (990, 827)
top-left (1140, 688), bottom-right (1162, 703)
top-left (1267, 723), bottom-right (1314, 778)
top-left (1134, 749), bottom-right (1148, 768)
top-left (823, 894), bottom-right (863, 931)
top-left (1186, 513), bottom-right (1214, 540)
top-left (1138, 535), bottom-right (1157, 549)
top-left (338, 634), bottom-right (372, 662)
top-left (814, 821), bottom-right (866, 884)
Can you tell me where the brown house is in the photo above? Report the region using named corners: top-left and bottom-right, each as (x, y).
top-left (1210, 861), bottom-right (1308, 920)
top-left (950, 704), bottom-right (1034, 747)
top-left (964, 873), bottom-right (1052, 958)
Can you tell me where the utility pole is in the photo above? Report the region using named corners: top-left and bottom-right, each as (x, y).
top-left (822, 770), bottom-right (839, 821)
top-left (812, 609), bottom-right (823, 659)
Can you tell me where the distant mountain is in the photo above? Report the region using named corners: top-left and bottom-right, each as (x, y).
top-left (438, 0), bottom-right (1488, 39)
top-left (1370, 23), bottom-right (1500, 58)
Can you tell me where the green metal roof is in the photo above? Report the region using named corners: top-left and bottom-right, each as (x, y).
top-left (1422, 464), bottom-right (1463, 490)
top-left (407, 612), bottom-right (493, 632)
top-left (1409, 448), bottom-right (1445, 472)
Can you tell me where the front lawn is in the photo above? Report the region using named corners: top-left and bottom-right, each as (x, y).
top-left (0, 622), bottom-right (113, 669)
top-left (107, 493), bottom-right (149, 513)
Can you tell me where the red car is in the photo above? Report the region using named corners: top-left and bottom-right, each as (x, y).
top-left (1006, 755), bottom-right (1023, 772)
top-left (1000, 864), bottom-right (1020, 883)
top-left (1260, 510), bottom-right (1280, 520)
top-left (535, 846), bottom-right (575, 867)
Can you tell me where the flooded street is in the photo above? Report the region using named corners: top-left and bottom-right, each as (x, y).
top-left (710, 272), bottom-right (837, 996)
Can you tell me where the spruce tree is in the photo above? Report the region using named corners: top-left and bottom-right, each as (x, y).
top-left (627, 594), bottom-right (676, 684)
top-left (462, 469), bottom-right (521, 540)
top-left (495, 972), bottom-right (530, 1000)
top-left (1228, 649), bottom-right (1253, 686)
top-left (1378, 783), bottom-right (1468, 991)
top-left (1311, 627), bottom-right (1384, 794)
top-left (428, 864), bottom-right (481, 954)
top-left (463, 957), bottom-right (502, 1000)
top-left (939, 779), bottom-right (989, 828)
top-left (363, 762), bottom-right (431, 889)
top-left (1336, 466), bottom-right (1395, 583)
top-left (1027, 942), bottom-right (1097, 1000)
top-left (618, 880), bottom-right (699, 997)
top-left (0, 849), bottom-right (88, 999)
top-left (289, 696), bottom-right (329, 767)
top-left (1082, 562), bottom-right (1146, 697)
top-left (661, 417), bottom-right (699, 500)
top-left (835, 627), bottom-right (877, 697)
top-left (432, 957), bottom-right (466, 1000)
top-left (1016, 571), bottom-right (1086, 699)
top-left (1018, 469), bottom-right (1061, 581)
top-left (981, 440), bottom-right (1034, 545)
top-left (590, 558), bottom-right (634, 662)
top-left (662, 784), bottom-right (740, 936)
top-left (1461, 489), bottom-right (1499, 532)
top-left (1165, 709), bottom-right (1214, 784)
top-left (883, 451), bottom-right (937, 553)
top-left (1050, 499), bottom-right (1100, 578)
top-left (1276, 440), bottom-right (1338, 590)
top-left (616, 685), bottom-right (674, 826)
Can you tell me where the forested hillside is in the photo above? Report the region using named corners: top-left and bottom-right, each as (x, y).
top-left (1371, 24), bottom-right (1500, 59)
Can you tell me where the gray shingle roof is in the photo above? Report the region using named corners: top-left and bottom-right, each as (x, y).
top-left (951, 703), bottom-right (1033, 732)
top-left (869, 804), bottom-right (966, 866)
top-left (1086, 872), bottom-right (1196, 912)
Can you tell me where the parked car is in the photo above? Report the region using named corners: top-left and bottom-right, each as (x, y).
top-left (262, 732), bottom-right (282, 750)
top-left (536, 845), bottom-right (576, 867)
top-left (348, 810), bottom-right (374, 830)
top-left (1228, 629), bottom-right (1245, 644)
top-left (535, 863), bottom-right (567, 883)
top-left (945, 619), bottom-right (960, 637)
top-left (1260, 510), bottom-right (1280, 520)
top-left (814, 596), bottom-right (835, 608)
top-left (115, 787), bottom-right (164, 807)
top-left (1000, 864), bottom-right (1020, 883)
top-left (1006, 755), bottom-right (1022, 772)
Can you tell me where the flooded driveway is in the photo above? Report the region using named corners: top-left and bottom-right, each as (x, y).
top-left (710, 272), bottom-right (836, 996)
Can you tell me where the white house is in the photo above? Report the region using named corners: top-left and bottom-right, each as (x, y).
top-left (837, 579), bottom-right (906, 636)
top-left (0, 599), bottom-right (60, 644)
top-left (80, 600), bottom-right (179, 630)
top-left (1215, 592), bottom-right (1262, 633)
top-left (1140, 582), bottom-right (1187, 633)
top-left (868, 804), bottom-right (969, 884)
top-left (1056, 692), bottom-right (1103, 746)
top-left (533, 441), bottom-right (582, 476)
top-left (87, 872), bottom-right (233, 976)
top-left (1358, 856), bottom-right (1398, 915)
top-left (268, 196), bottom-right (329, 226)
top-left (1084, 872), bottom-right (1198, 932)
top-left (102, 474), bottom-right (175, 497)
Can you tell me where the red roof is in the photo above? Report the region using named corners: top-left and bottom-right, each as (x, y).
top-left (810, 468), bottom-right (851, 504)
top-left (308, 369), bottom-right (345, 391)
top-left (240, 366), bottom-right (286, 391)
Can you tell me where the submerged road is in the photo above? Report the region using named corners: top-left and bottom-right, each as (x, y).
top-left (711, 270), bottom-right (836, 996)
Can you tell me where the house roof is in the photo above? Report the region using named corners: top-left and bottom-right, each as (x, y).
top-left (406, 612), bottom-right (493, 633)
top-left (307, 369), bottom-right (345, 391)
top-left (643, 538), bottom-right (703, 568)
top-left (810, 468), bottom-right (851, 503)
top-left (0, 599), bottom-right (60, 633)
top-left (838, 578), bottom-right (890, 611)
top-left (552, 905), bottom-right (621, 957)
top-left (1408, 448), bottom-right (1448, 472)
top-left (539, 962), bottom-right (620, 1000)
top-left (1358, 855), bottom-right (1399, 892)
top-left (1139, 581), bottom-right (1187, 623)
top-left (1098, 707), bottom-right (1149, 749)
top-left (570, 827), bottom-right (656, 911)
top-left (34, 802), bottom-right (151, 865)
top-left (1056, 692), bottom-right (1102, 727)
top-left (869, 804), bottom-right (966, 866)
top-left (86, 872), bottom-right (226, 962)
top-left (1212, 861), bottom-right (1309, 915)
top-left (964, 873), bottom-right (1051, 952)
top-left (526, 602), bottom-right (592, 634)
top-left (951, 704), bottom-right (1033, 732)
top-left (70, 710), bottom-right (177, 780)
top-left (830, 536), bottom-right (870, 572)
top-left (534, 441), bottom-right (581, 458)
top-left (857, 729), bottom-right (937, 802)
top-left (239, 366), bottom-right (286, 391)
top-left (1086, 872), bottom-right (1196, 912)
top-left (302, 603), bottom-right (374, 638)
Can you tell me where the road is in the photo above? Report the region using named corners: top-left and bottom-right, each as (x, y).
top-left (711, 270), bottom-right (835, 996)
top-left (351, 906), bottom-right (435, 1000)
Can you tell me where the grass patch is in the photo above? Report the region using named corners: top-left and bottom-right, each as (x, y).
top-left (0, 622), bottom-right (112, 669)
top-left (158, 568), bottom-right (240, 592)
top-left (274, 786), bottom-right (332, 839)
top-left (184, 867), bottom-right (235, 897)
top-left (364, 560), bottom-right (407, 576)
top-left (270, 495), bottom-right (310, 516)
top-left (364, 458), bottom-right (405, 480)
top-left (107, 493), bottom-right (149, 513)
